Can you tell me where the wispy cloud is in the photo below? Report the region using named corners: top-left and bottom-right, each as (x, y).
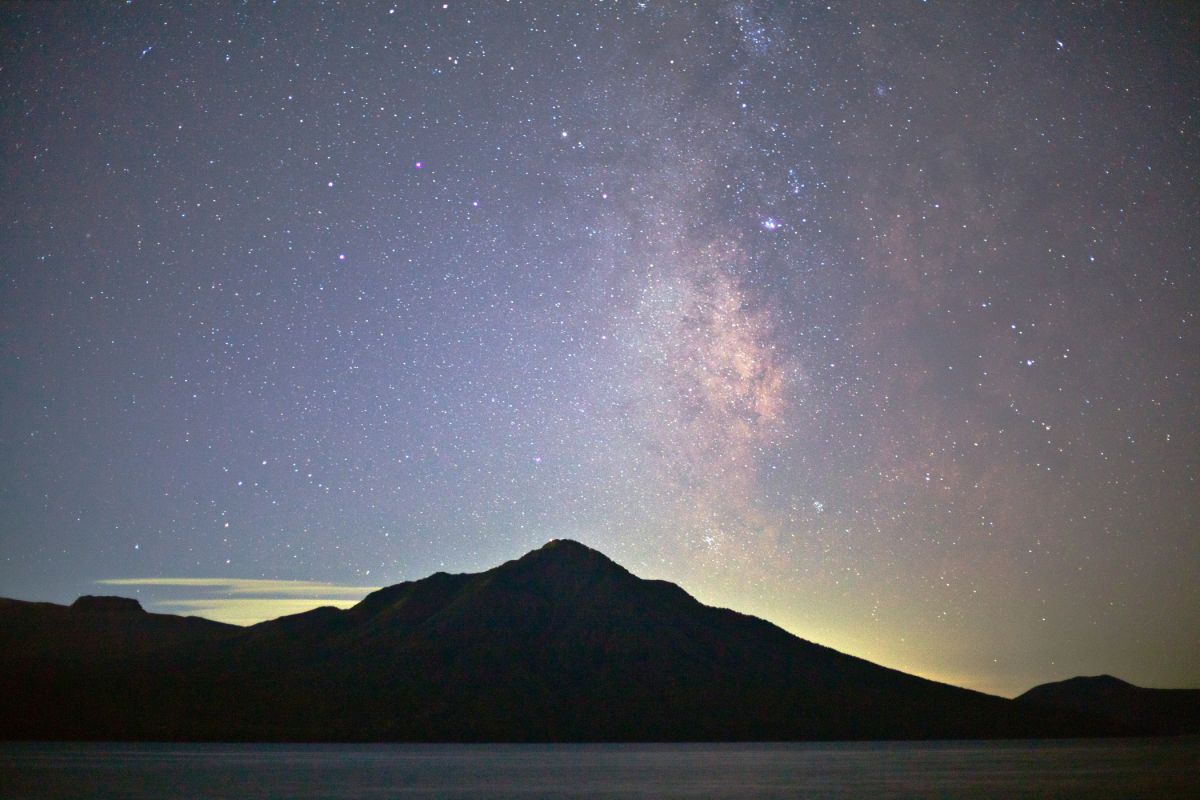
top-left (97, 577), bottom-right (380, 598)
top-left (94, 577), bottom-right (382, 626)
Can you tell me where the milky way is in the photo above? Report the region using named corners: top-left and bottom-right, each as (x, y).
top-left (1, 1), bottom-right (1196, 696)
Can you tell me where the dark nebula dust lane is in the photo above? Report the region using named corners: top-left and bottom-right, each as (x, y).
top-left (1, 1), bottom-right (1196, 697)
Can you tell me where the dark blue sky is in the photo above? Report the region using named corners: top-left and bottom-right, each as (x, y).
top-left (2, 1), bottom-right (1196, 696)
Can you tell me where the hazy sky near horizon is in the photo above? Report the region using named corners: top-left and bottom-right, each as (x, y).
top-left (2, 1), bottom-right (1196, 697)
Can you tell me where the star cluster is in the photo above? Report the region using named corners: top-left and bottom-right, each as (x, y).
top-left (1, 1), bottom-right (1196, 696)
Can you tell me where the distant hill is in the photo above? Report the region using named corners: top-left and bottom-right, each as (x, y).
top-left (0, 595), bottom-right (235, 659)
top-left (1017, 675), bottom-right (1200, 735)
top-left (0, 540), bottom-right (1129, 742)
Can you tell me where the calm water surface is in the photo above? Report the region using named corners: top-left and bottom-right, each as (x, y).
top-left (1, 738), bottom-right (1196, 799)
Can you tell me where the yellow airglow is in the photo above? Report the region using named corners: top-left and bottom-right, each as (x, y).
top-left (94, 577), bottom-right (380, 626)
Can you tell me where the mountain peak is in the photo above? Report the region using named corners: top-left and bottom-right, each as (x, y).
top-left (513, 538), bottom-right (625, 574)
top-left (1020, 675), bottom-right (1137, 697)
top-left (1016, 674), bottom-right (1200, 735)
top-left (1074, 674), bottom-right (1134, 688)
top-left (70, 595), bottom-right (144, 614)
top-left (537, 538), bottom-right (600, 556)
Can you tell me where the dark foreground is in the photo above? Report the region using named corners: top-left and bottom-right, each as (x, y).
top-left (2, 738), bottom-right (1197, 800)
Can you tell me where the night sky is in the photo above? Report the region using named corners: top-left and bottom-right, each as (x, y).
top-left (2, 1), bottom-right (1197, 698)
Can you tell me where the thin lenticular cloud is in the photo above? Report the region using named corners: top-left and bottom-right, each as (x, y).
top-left (94, 578), bottom-right (381, 625)
top-left (96, 577), bottom-right (380, 599)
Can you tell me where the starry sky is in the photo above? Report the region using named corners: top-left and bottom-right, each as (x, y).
top-left (2, 1), bottom-right (1197, 698)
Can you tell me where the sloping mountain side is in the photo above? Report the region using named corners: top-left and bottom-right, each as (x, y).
top-left (1017, 675), bottom-right (1200, 735)
top-left (1, 540), bottom-right (1131, 742)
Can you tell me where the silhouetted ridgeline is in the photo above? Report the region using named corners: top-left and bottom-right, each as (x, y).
top-left (1017, 674), bottom-right (1200, 736)
top-left (0, 540), bottom-right (1162, 742)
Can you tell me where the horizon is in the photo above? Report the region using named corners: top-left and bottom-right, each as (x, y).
top-left (2, 2), bottom-right (1197, 704)
top-left (0, 536), bottom-right (1186, 700)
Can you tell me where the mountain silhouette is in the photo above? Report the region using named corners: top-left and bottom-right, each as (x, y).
top-left (1017, 675), bottom-right (1200, 735)
top-left (1, 540), bottom-right (1130, 741)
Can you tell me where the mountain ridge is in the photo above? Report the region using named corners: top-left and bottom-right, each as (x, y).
top-left (1017, 674), bottom-right (1200, 735)
top-left (0, 539), bottom-right (1147, 742)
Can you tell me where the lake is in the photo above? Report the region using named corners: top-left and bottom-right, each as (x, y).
top-left (1, 738), bottom-right (1196, 799)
